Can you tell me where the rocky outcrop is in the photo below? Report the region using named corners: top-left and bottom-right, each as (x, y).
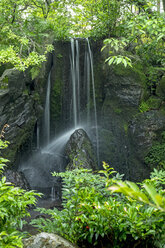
top-left (23, 232), bottom-right (78, 248)
top-left (0, 53), bottom-right (52, 166)
top-left (65, 128), bottom-right (97, 170)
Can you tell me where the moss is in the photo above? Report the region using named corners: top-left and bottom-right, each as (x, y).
top-left (51, 79), bottom-right (62, 122)
top-left (4, 117), bottom-right (36, 165)
top-left (139, 97), bottom-right (162, 113)
top-left (146, 97), bottom-right (162, 109)
top-left (113, 60), bottom-right (147, 87)
top-left (124, 123), bottom-right (128, 134)
top-left (0, 75), bottom-right (9, 89)
top-left (156, 76), bottom-right (165, 100)
top-left (145, 142), bottom-right (165, 169)
top-left (23, 89), bottom-right (29, 96)
top-left (114, 108), bottom-right (122, 114)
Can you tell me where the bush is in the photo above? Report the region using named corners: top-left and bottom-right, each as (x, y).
top-left (31, 162), bottom-right (165, 247)
top-left (0, 137), bottom-right (40, 247)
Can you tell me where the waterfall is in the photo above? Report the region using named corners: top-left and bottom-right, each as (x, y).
top-left (70, 39), bottom-right (77, 127)
top-left (70, 38), bottom-right (99, 164)
top-left (37, 122), bottom-right (40, 149)
top-left (86, 38), bottom-right (100, 165)
top-left (86, 50), bottom-right (90, 124)
top-left (19, 39), bottom-right (100, 200)
top-left (76, 39), bottom-right (80, 123)
top-left (44, 71), bottom-right (51, 145)
top-left (51, 186), bottom-right (56, 201)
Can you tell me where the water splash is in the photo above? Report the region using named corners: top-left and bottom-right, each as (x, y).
top-left (42, 128), bottom-right (80, 154)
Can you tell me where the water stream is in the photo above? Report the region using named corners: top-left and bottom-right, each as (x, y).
top-left (70, 38), bottom-right (77, 127)
top-left (44, 70), bottom-right (51, 145)
top-left (86, 38), bottom-right (100, 165)
top-left (37, 122), bottom-right (40, 149)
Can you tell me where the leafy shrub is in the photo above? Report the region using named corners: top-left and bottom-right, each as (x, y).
top-left (31, 163), bottom-right (165, 247)
top-left (145, 142), bottom-right (165, 169)
top-left (139, 101), bottom-right (150, 113)
top-left (0, 137), bottom-right (40, 247)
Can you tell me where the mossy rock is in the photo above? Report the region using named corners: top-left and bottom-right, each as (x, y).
top-left (65, 129), bottom-right (97, 171)
top-left (113, 60), bottom-right (146, 87)
top-left (156, 76), bottom-right (165, 100)
top-left (139, 96), bottom-right (162, 112)
top-left (146, 97), bottom-right (162, 110)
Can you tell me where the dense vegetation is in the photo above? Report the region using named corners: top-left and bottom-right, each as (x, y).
top-left (31, 163), bottom-right (165, 248)
top-left (0, 0), bottom-right (164, 73)
top-left (0, 127), bottom-right (40, 247)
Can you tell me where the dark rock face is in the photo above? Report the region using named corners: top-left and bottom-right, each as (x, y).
top-left (0, 53), bottom-right (52, 166)
top-left (65, 128), bottom-right (97, 170)
top-left (129, 110), bottom-right (165, 159)
top-left (0, 70), bottom-right (37, 165)
top-left (3, 170), bottom-right (30, 190)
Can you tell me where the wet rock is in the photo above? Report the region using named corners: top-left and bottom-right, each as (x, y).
top-left (65, 128), bottom-right (97, 170)
top-left (23, 232), bottom-right (78, 248)
top-left (0, 69), bottom-right (41, 165)
top-left (3, 170), bottom-right (30, 190)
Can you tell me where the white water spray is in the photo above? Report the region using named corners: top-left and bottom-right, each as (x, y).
top-left (42, 128), bottom-right (80, 154)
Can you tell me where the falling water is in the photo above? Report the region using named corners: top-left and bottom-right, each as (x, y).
top-left (44, 71), bottom-right (51, 145)
top-left (86, 51), bottom-right (90, 124)
top-left (76, 39), bottom-right (80, 123)
top-left (43, 128), bottom-right (78, 154)
top-left (70, 39), bottom-right (77, 127)
top-left (37, 122), bottom-right (40, 149)
top-left (51, 186), bottom-right (56, 201)
top-left (19, 39), bottom-right (100, 199)
top-left (86, 38), bottom-right (99, 165)
top-left (42, 128), bottom-right (80, 173)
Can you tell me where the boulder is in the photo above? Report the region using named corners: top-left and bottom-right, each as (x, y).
top-left (65, 128), bottom-right (97, 170)
top-left (23, 232), bottom-right (78, 248)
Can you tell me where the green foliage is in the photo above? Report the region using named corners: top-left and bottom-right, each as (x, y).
top-left (109, 180), bottom-right (165, 211)
top-left (102, 38), bottom-right (133, 67)
top-left (102, 3), bottom-right (165, 91)
top-left (145, 131), bottom-right (165, 168)
top-left (31, 163), bottom-right (164, 247)
top-left (139, 97), bottom-right (162, 112)
top-left (0, 137), bottom-right (40, 247)
top-left (143, 168), bottom-right (165, 193)
top-left (0, 0), bottom-right (164, 75)
top-left (139, 101), bottom-right (150, 112)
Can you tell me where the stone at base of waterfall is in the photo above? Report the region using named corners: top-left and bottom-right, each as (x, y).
top-left (65, 128), bottom-right (97, 170)
top-left (23, 232), bottom-right (78, 248)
